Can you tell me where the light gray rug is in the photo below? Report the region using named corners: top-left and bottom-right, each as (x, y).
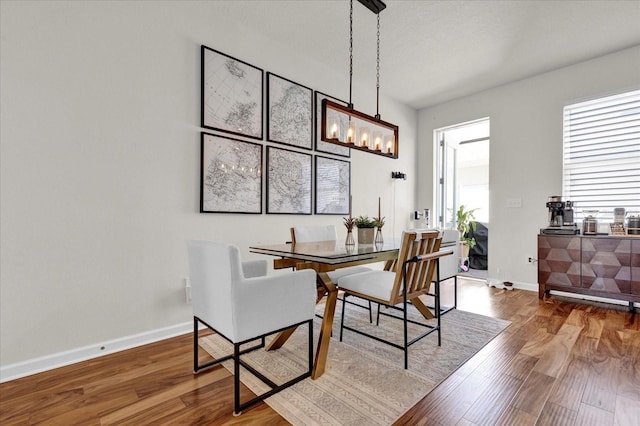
top-left (200, 302), bottom-right (510, 425)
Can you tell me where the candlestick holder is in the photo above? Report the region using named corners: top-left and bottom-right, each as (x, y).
top-left (344, 216), bottom-right (356, 246)
top-left (345, 230), bottom-right (355, 246)
top-left (375, 227), bottom-right (384, 245)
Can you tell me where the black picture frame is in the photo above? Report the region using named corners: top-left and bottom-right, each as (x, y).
top-left (315, 91), bottom-right (351, 157)
top-left (267, 72), bottom-right (313, 150)
top-left (266, 146), bottom-right (312, 214)
top-left (315, 155), bottom-right (351, 215)
top-left (201, 45), bottom-right (264, 140)
top-left (200, 132), bottom-right (263, 214)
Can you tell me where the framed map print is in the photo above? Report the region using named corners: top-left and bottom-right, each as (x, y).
top-left (266, 146), bottom-right (312, 214)
top-left (315, 91), bottom-right (350, 157)
top-left (315, 155), bottom-right (350, 215)
top-left (267, 72), bottom-right (313, 150)
top-left (201, 45), bottom-right (263, 140)
top-left (200, 132), bottom-right (262, 213)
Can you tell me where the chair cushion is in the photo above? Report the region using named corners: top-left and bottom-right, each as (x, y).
top-left (337, 270), bottom-right (395, 302)
top-left (326, 266), bottom-right (372, 282)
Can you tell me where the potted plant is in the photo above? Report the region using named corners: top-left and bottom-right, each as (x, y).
top-left (456, 205), bottom-right (478, 258)
top-left (354, 215), bottom-right (378, 245)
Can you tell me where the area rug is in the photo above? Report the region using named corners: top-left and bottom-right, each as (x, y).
top-left (200, 302), bottom-right (511, 425)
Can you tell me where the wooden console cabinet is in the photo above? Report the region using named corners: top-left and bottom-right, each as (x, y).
top-left (538, 234), bottom-right (640, 306)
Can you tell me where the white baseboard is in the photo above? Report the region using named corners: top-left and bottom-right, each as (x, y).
top-left (544, 289), bottom-right (638, 309)
top-left (485, 279), bottom-right (637, 309)
top-left (0, 321), bottom-right (193, 383)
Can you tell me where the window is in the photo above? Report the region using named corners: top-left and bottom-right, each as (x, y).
top-left (563, 89), bottom-right (640, 222)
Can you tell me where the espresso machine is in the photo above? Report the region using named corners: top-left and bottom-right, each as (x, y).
top-left (541, 196), bottom-right (579, 235)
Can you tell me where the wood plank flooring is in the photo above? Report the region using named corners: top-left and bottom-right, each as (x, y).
top-left (1, 278), bottom-right (638, 425)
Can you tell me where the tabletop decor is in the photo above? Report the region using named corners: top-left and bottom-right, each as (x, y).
top-left (343, 195), bottom-right (355, 246)
top-left (344, 217), bottom-right (356, 246)
top-left (355, 215), bottom-right (377, 245)
top-left (374, 197), bottom-right (386, 245)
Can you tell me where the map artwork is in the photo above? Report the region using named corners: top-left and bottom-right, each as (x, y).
top-left (202, 46), bottom-right (263, 139)
top-left (201, 133), bottom-right (262, 213)
top-left (267, 147), bottom-right (312, 214)
top-left (268, 73), bottom-right (312, 149)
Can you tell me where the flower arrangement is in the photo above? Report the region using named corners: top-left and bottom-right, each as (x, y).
top-left (343, 197), bottom-right (386, 245)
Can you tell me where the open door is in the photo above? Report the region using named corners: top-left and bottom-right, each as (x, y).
top-left (435, 118), bottom-right (490, 277)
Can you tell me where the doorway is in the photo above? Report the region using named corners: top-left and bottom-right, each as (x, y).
top-left (435, 118), bottom-right (490, 279)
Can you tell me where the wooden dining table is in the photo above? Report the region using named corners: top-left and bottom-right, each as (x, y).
top-left (249, 239), bottom-right (400, 379)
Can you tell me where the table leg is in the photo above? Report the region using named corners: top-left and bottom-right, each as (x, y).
top-left (312, 272), bottom-right (337, 380)
top-left (411, 296), bottom-right (435, 320)
top-left (265, 327), bottom-right (297, 351)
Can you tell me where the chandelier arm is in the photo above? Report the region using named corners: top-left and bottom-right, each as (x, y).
top-left (376, 12), bottom-right (380, 119)
top-left (349, 0), bottom-right (354, 109)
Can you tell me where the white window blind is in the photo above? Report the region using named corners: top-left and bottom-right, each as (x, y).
top-left (563, 89), bottom-right (640, 222)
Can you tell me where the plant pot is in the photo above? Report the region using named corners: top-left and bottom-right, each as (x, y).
top-left (357, 228), bottom-right (375, 245)
top-left (460, 241), bottom-right (470, 258)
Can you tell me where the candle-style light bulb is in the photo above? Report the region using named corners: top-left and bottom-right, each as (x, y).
top-left (347, 121), bottom-right (356, 143)
top-left (373, 131), bottom-right (382, 151)
top-left (360, 126), bottom-right (370, 148)
top-left (385, 134), bottom-right (394, 155)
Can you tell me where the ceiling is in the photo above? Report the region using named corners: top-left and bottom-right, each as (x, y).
top-left (218, 0), bottom-right (640, 110)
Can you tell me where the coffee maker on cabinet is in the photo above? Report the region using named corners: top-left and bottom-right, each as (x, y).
top-left (541, 196), bottom-right (578, 235)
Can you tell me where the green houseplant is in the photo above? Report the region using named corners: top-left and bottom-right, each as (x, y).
top-left (456, 205), bottom-right (478, 253)
top-left (354, 215), bottom-right (379, 228)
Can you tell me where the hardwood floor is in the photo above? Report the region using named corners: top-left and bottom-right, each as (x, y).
top-left (1, 278), bottom-right (638, 425)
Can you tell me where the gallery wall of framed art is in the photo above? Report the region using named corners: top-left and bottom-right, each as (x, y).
top-left (199, 43), bottom-right (358, 216)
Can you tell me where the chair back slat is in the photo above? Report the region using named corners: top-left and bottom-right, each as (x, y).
top-left (389, 231), bottom-right (442, 304)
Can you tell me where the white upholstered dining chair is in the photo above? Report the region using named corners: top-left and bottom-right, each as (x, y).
top-left (290, 225), bottom-right (373, 280)
top-left (291, 225), bottom-right (375, 321)
top-left (187, 240), bottom-right (316, 415)
top-left (336, 230), bottom-right (453, 368)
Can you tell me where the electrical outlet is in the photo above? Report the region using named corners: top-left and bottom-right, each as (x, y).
top-left (506, 198), bottom-right (522, 208)
top-left (184, 277), bottom-right (191, 304)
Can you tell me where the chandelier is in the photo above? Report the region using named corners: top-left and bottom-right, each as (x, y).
top-left (321, 0), bottom-right (399, 158)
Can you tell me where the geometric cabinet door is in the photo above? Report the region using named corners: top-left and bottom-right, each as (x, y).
top-left (581, 237), bottom-right (631, 295)
top-left (633, 239), bottom-right (640, 296)
top-left (538, 235), bottom-right (581, 291)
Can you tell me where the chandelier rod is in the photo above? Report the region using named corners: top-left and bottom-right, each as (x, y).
top-left (375, 12), bottom-right (380, 119)
top-left (349, 0), bottom-right (354, 109)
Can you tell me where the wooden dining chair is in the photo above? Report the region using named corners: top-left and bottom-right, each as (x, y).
top-left (187, 240), bottom-right (316, 415)
top-left (336, 230), bottom-right (453, 368)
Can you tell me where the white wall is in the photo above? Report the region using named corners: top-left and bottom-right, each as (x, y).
top-left (418, 45), bottom-right (640, 286)
top-left (0, 1), bottom-right (418, 371)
